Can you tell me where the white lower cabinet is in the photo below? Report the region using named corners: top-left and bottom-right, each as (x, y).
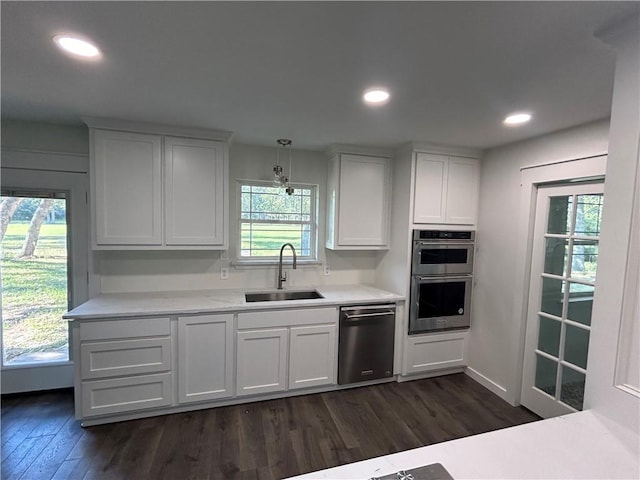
top-left (77, 317), bottom-right (174, 419)
top-left (236, 307), bottom-right (338, 397)
top-left (236, 328), bottom-right (289, 396)
top-left (289, 324), bottom-right (336, 390)
top-left (178, 314), bottom-right (234, 404)
top-left (74, 306), bottom-right (343, 424)
top-left (403, 331), bottom-right (468, 375)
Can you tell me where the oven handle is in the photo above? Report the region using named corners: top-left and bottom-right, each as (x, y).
top-left (343, 310), bottom-right (395, 320)
top-left (416, 241), bottom-right (474, 246)
top-left (416, 275), bottom-right (473, 281)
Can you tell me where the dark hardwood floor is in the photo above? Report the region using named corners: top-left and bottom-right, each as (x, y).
top-left (1, 373), bottom-right (539, 480)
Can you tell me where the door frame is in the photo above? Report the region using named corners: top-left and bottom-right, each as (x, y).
top-left (1, 150), bottom-right (90, 393)
top-left (507, 154), bottom-right (608, 407)
top-left (520, 181), bottom-right (604, 417)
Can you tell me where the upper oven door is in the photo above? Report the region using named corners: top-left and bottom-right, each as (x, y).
top-left (412, 242), bottom-right (474, 275)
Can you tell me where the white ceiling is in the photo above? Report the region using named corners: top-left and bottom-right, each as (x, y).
top-left (2, 2), bottom-right (638, 151)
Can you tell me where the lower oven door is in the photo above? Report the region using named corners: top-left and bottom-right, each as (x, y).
top-left (409, 275), bottom-right (472, 334)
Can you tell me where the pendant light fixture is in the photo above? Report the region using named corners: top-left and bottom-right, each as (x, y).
top-left (273, 139), bottom-right (294, 195)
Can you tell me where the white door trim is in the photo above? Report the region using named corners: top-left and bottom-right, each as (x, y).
top-left (1, 165), bottom-right (89, 393)
top-left (506, 154), bottom-right (607, 406)
top-left (521, 182), bottom-right (604, 417)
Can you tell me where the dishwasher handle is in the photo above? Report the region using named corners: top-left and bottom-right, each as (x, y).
top-left (343, 309), bottom-right (395, 320)
top-left (340, 304), bottom-right (396, 312)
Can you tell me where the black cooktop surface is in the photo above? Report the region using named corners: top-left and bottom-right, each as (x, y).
top-left (370, 463), bottom-right (454, 480)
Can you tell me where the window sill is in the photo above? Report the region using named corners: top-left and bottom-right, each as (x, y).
top-left (231, 259), bottom-right (322, 269)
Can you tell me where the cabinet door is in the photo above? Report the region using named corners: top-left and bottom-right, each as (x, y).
top-left (445, 157), bottom-right (479, 225)
top-left (336, 154), bottom-right (390, 247)
top-left (236, 328), bottom-right (288, 396)
top-left (92, 129), bottom-right (162, 245)
top-left (178, 314), bottom-right (234, 404)
top-left (289, 324), bottom-right (336, 389)
top-left (413, 153), bottom-right (448, 224)
top-left (403, 331), bottom-right (467, 375)
top-left (164, 137), bottom-right (226, 246)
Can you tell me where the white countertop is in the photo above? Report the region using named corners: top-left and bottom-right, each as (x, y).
top-left (64, 284), bottom-right (404, 319)
top-left (287, 410), bottom-right (639, 479)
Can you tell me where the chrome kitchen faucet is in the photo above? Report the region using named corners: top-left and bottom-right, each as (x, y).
top-left (277, 243), bottom-right (297, 289)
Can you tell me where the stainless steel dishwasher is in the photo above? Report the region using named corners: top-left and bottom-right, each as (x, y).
top-left (338, 304), bottom-right (396, 385)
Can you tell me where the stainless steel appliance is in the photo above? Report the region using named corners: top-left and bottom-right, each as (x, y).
top-left (409, 230), bottom-right (474, 334)
top-left (338, 304), bottom-right (395, 385)
top-left (412, 229), bottom-right (474, 275)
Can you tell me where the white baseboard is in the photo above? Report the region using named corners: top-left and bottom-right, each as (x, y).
top-left (465, 366), bottom-right (510, 403)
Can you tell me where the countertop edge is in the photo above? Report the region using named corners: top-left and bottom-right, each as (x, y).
top-left (63, 285), bottom-right (405, 320)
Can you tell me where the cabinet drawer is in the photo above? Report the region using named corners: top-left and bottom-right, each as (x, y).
top-left (80, 317), bottom-right (170, 341)
top-left (238, 307), bottom-right (336, 329)
top-left (81, 337), bottom-right (171, 379)
top-left (81, 373), bottom-right (172, 417)
top-left (404, 332), bottom-right (467, 374)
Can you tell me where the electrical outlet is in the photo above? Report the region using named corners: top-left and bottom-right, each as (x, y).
top-left (220, 250), bottom-right (229, 260)
top-left (323, 264), bottom-right (331, 276)
top-left (220, 267), bottom-right (229, 280)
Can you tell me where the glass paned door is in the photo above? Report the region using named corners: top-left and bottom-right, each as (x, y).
top-left (1, 165), bottom-right (88, 394)
top-left (521, 182), bottom-right (604, 418)
top-left (1, 194), bottom-right (70, 365)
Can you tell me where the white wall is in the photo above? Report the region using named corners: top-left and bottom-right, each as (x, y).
top-left (374, 146), bottom-right (413, 297)
top-left (468, 119), bottom-right (609, 401)
top-left (585, 19), bottom-right (640, 437)
top-left (1, 119), bottom-right (89, 155)
top-left (473, 18), bottom-right (640, 441)
top-left (98, 142), bottom-right (379, 293)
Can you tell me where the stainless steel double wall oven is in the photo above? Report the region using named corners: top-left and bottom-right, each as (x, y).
top-left (409, 230), bottom-right (475, 334)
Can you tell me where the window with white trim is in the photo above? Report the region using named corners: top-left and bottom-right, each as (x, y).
top-left (239, 181), bottom-right (317, 260)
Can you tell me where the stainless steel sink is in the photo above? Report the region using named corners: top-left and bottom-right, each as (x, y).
top-left (245, 290), bottom-right (324, 302)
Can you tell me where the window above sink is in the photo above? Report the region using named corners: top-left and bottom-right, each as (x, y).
top-left (237, 180), bottom-right (318, 264)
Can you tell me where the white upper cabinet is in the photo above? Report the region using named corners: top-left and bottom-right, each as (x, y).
top-left (93, 129), bottom-right (163, 245)
top-left (326, 152), bottom-right (391, 249)
top-left (87, 119), bottom-right (230, 249)
top-left (413, 153), bottom-right (479, 225)
top-left (445, 157), bottom-right (479, 224)
top-left (412, 153), bottom-right (447, 224)
top-left (164, 137), bottom-right (226, 246)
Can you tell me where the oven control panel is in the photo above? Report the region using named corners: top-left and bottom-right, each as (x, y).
top-left (414, 230), bottom-right (474, 241)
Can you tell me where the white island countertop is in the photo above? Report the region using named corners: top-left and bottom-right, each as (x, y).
top-left (63, 284), bottom-right (404, 319)
top-left (287, 410), bottom-right (639, 479)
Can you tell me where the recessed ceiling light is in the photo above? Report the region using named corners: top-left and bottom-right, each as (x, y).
top-left (53, 35), bottom-right (101, 58)
top-left (363, 88), bottom-right (390, 105)
top-left (503, 112), bottom-right (532, 126)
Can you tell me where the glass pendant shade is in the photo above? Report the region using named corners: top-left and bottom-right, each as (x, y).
top-left (274, 139), bottom-right (294, 195)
